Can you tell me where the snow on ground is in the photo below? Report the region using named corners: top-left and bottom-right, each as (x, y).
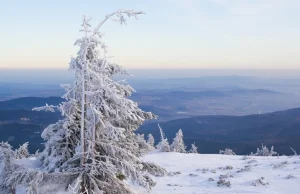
top-left (14, 156), bottom-right (42, 169)
top-left (143, 152), bottom-right (300, 194)
top-left (14, 152), bottom-right (300, 194)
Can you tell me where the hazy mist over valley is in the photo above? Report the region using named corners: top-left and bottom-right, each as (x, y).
top-left (2, 69), bottom-right (300, 120)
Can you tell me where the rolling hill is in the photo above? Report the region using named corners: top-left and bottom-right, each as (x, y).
top-left (138, 108), bottom-right (300, 155)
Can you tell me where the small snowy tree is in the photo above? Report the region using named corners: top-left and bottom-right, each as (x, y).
top-left (156, 124), bottom-right (170, 152)
top-left (170, 129), bottom-right (186, 153)
top-left (188, 143), bottom-right (198, 153)
top-left (32, 10), bottom-right (166, 193)
top-left (251, 144), bottom-right (278, 156)
top-left (147, 134), bottom-right (155, 147)
top-left (219, 148), bottom-right (236, 155)
top-left (136, 134), bottom-right (153, 154)
top-left (15, 142), bottom-right (29, 159)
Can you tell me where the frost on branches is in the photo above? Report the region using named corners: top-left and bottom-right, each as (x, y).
top-left (251, 144), bottom-right (278, 156)
top-left (33, 10), bottom-right (166, 194)
top-left (156, 124), bottom-right (171, 152)
top-left (0, 142), bottom-right (43, 194)
top-left (188, 143), bottom-right (198, 154)
top-left (170, 129), bottom-right (186, 153)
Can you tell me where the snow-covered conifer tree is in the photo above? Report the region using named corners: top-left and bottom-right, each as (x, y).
top-left (156, 124), bottom-right (171, 152)
top-left (188, 143), bottom-right (198, 153)
top-left (147, 134), bottom-right (155, 147)
top-left (15, 142), bottom-right (29, 159)
top-left (33, 10), bottom-right (165, 193)
top-left (170, 129), bottom-right (186, 153)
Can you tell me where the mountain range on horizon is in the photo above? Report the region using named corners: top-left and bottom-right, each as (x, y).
top-left (0, 96), bottom-right (299, 155)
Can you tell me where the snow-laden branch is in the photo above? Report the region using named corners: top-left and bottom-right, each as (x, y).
top-left (32, 103), bottom-right (58, 112)
top-left (93, 9), bottom-right (144, 35)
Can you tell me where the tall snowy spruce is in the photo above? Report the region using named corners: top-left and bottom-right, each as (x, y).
top-left (35, 10), bottom-right (165, 194)
top-left (170, 129), bottom-right (186, 153)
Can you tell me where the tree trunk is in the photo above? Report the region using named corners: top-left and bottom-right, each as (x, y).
top-left (11, 186), bottom-right (16, 194)
top-left (80, 66), bottom-right (86, 166)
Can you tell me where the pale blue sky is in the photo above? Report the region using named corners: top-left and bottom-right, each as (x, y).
top-left (1, 0), bottom-right (300, 69)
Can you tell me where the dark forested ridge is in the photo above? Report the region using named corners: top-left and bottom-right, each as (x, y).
top-left (0, 96), bottom-right (63, 110)
top-left (0, 97), bottom-right (62, 152)
top-left (1, 96), bottom-right (300, 155)
top-left (138, 108), bottom-right (300, 155)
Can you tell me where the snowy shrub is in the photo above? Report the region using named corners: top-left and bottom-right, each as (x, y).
top-left (219, 148), bottom-right (236, 155)
top-left (251, 144), bottom-right (278, 156)
top-left (195, 168), bottom-right (209, 174)
top-left (156, 139), bottom-right (171, 152)
top-left (166, 183), bottom-right (181, 187)
top-left (219, 174), bottom-right (233, 179)
top-left (170, 129), bottom-right (186, 153)
top-left (167, 171), bottom-right (181, 176)
top-left (211, 169), bottom-right (217, 174)
top-left (252, 177), bottom-right (269, 186)
top-left (237, 165), bottom-right (251, 173)
top-left (273, 161), bottom-right (288, 169)
top-left (188, 143), bottom-right (198, 153)
top-left (202, 168), bottom-right (209, 174)
top-left (208, 178), bottom-right (214, 182)
top-left (189, 173), bottom-right (198, 177)
top-left (29, 10), bottom-right (166, 194)
top-left (15, 142), bottom-right (29, 159)
top-left (217, 177), bottom-right (231, 188)
top-left (247, 160), bottom-right (258, 164)
top-left (223, 165), bottom-right (233, 170)
top-left (286, 174), bottom-right (296, 179)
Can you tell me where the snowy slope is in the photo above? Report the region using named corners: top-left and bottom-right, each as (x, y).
top-left (14, 152), bottom-right (300, 194)
top-left (143, 152), bottom-right (300, 194)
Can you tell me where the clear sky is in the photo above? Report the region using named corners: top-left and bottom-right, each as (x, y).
top-left (1, 0), bottom-right (300, 69)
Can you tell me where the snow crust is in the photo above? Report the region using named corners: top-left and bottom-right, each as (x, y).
top-left (143, 152), bottom-right (300, 194)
